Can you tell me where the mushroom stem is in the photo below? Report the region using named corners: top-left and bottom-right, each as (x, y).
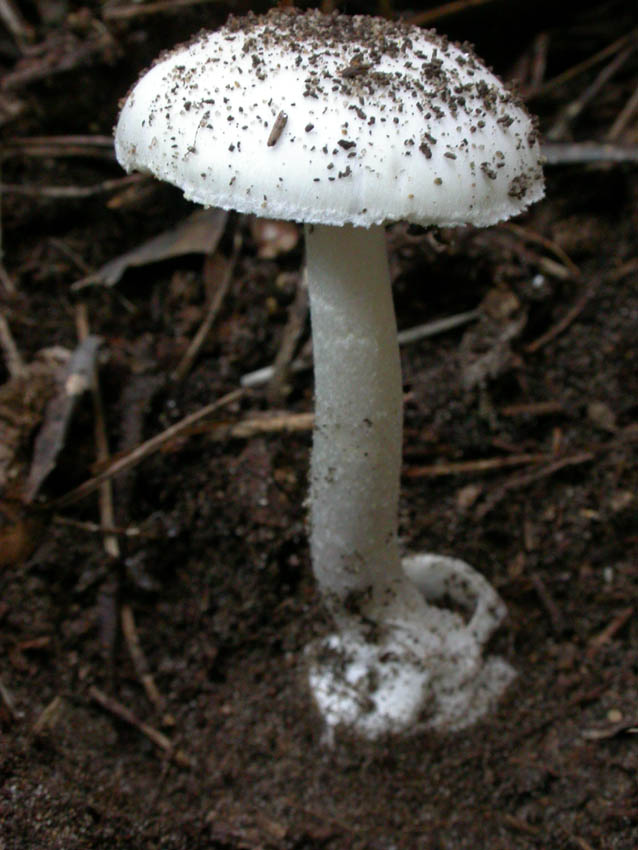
top-left (305, 223), bottom-right (425, 631)
top-left (305, 224), bottom-right (516, 739)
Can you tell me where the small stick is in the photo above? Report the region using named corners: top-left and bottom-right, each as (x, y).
top-left (502, 222), bottom-right (580, 279)
top-left (525, 276), bottom-right (600, 353)
top-left (542, 141), bottom-right (638, 165)
top-left (0, 675), bottom-right (17, 721)
top-left (76, 305), bottom-right (119, 560)
top-left (103, 0), bottom-right (220, 20)
top-left (241, 309), bottom-right (480, 388)
top-left (171, 234), bottom-right (240, 383)
top-left (266, 270), bottom-right (308, 406)
top-left (50, 388), bottom-right (245, 510)
top-left (0, 312), bottom-right (25, 378)
top-left (207, 411), bottom-right (314, 441)
top-left (2, 35), bottom-right (113, 91)
top-left (2, 135), bottom-right (115, 160)
top-left (53, 515), bottom-right (147, 538)
top-left (409, 0), bottom-right (497, 26)
top-left (530, 572), bottom-right (564, 634)
top-left (0, 174), bottom-right (145, 199)
top-left (475, 452), bottom-right (594, 520)
top-left (0, 263), bottom-right (16, 295)
top-left (497, 235), bottom-right (574, 281)
top-left (607, 84), bottom-right (638, 141)
top-left (608, 258), bottom-right (638, 282)
top-left (49, 238), bottom-right (93, 275)
top-left (32, 695), bottom-right (63, 736)
top-left (502, 814), bottom-right (539, 836)
top-left (396, 309), bottom-right (480, 344)
top-left (121, 604), bottom-right (166, 714)
top-left (500, 400), bottom-right (565, 417)
top-left (0, 0), bottom-right (34, 46)
top-left (586, 606), bottom-right (634, 660)
top-left (530, 30), bottom-right (638, 98)
top-left (528, 32), bottom-right (550, 93)
top-left (404, 452), bottom-right (546, 479)
top-left (89, 686), bottom-right (189, 766)
top-left (547, 45), bottom-right (635, 140)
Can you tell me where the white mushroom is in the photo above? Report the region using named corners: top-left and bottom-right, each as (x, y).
top-left (115, 9), bottom-right (545, 740)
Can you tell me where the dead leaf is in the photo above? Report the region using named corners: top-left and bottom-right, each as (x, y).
top-left (72, 208), bottom-right (228, 289)
top-left (0, 346), bottom-right (69, 493)
top-left (24, 335), bottom-right (101, 502)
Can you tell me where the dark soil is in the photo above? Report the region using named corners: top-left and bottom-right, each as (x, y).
top-left (1, 1), bottom-right (637, 849)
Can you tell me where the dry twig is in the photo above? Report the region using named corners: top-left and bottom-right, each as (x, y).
top-left (409, 0), bottom-right (497, 26)
top-left (500, 400), bottom-right (565, 417)
top-left (0, 0), bottom-right (34, 47)
top-left (0, 263), bottom-right (17, 295)
top-left (1, 135), bottom-right (115, 161)
top-left (51, 387), bottom-right (245, 510)
top-left (525, 276), bottom-right (601, 354)
top-left (586, 606), bottom-right (634, 660)
top-left (53, 515), bottom-right (146, 538)
top-left (475, 452), bottom-right (595, 520)
top-left (0, 313), bottom-right (25, 379)
top-left (2, 31), bottom-right (115, 91)
top-left (0, 675), bottom-right (17, 722)
top-left (207, 411), bottom-right (313, 442)
top-left (103, 0), bottom-right (222, 20)
top-left (1, 175), bottom-right (146, 200)
top-left (241, 309), bottom-right (480, 388)
top-left (171, 232), bottom-right (240, 383)
top-left (121, 604), bottom-right (167, 715)
top-left (530, 572), bottom-right (564, 634)
top-left (607, 84), bottom-right (638, 141)
top-left (530, 30), bottom-right (638, 98)
top-left (404, 452), bottom-right (546, 479)
top-left (502, 222), bottom-right (580, 279)
top-left (266, 271), bottom-right (309, 406)
top-left (32, 695), bottom-right (64, 736)
top-left (76, 305), bottom-right (119, 559)
top-left (542, 141), bottom-right (638, 165)
top-left (89, 686), bottom-right (189, 766)
top-left (547, 44), bottom-right (636, 140)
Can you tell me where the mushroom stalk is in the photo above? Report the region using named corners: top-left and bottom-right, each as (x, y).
top-left (305, 224), bottom-right (515, 739)
top-left (306, 223), bottom-right (426, 631)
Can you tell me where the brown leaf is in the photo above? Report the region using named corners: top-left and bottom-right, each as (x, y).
top-left (24, 335), bottom-right (101, 502)
top-left (0, 347), bottom-right (69, 494)
top-left (73, 208), bottom-right (228, 288)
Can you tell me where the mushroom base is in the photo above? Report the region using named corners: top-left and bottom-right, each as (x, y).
top-left (308, 554), bottom-right (515, 742)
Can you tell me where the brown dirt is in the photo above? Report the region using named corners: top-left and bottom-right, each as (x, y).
top-left (1, 1), bottom-right (637, 849)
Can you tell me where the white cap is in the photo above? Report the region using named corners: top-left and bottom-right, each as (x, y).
top-left (115, 9), bottom-right (544, 228)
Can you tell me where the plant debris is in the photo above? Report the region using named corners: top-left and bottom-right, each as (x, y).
top-left (0, 1), bottom-right (637, 848)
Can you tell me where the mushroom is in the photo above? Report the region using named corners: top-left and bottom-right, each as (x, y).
top-left (115, 9), bottom-right (544, 739)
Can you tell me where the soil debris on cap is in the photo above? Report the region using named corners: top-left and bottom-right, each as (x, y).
top-left (115, 8), bottom-right (544, 228)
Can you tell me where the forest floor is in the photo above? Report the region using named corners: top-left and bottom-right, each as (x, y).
top-left (1, 0), bottom-right (637, 848)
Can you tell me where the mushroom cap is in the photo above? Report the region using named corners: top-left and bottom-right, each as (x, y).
top-left (115, 9), bottom-right (544, 228)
